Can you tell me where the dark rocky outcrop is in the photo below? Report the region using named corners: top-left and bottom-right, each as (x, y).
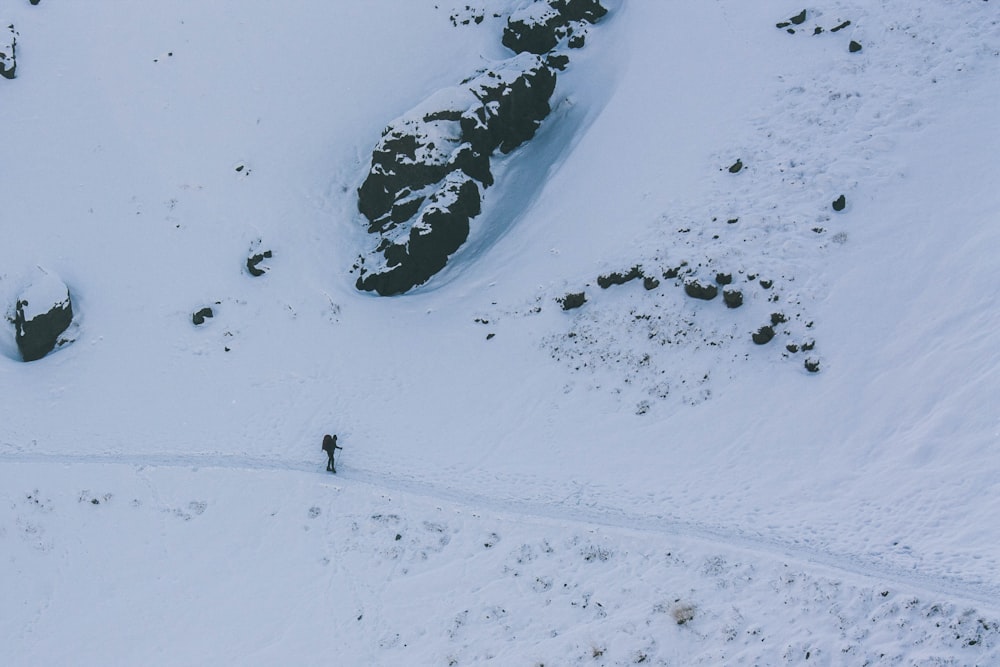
top-left (14, 269), bottom-right (74, 362)
top-left (358, 53), bottom-right (555, 233)
top-left (723, 289), bottom-right (743, 309)
top-left (502, 0), bottom-right (608, 54)
top-left (355, 55), bottom-right (555, 295)
top-left (355, 1), bottom-right (609, 296)
top-left (849, 40), bottom-right (863, 53)
top-left (356, 175), bottom-right (482, 296)
top-left (832, 194), bottom-right (846, 211)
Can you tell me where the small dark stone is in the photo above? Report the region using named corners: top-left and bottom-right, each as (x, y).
top-left (663, 267), bottom-right (681, 280)
top-left (684, 280), bottom-right (718, 301)
top-left (486, 333), bottom-right (495, 340)
top-left (790, 9), bottom-right (807, 25)
top-left (723, 289), bottom-right (743, 309)
top-left (559, 292), bottom-right (587, 310)
top-left (715, 272), bottom-right (733, 285)
top-left (642, 276), bottom-right (660, 291)
top-left (770, 312), bottom-right (788, 325)
top-left (759, 279), bottom-right (773, 289)
top-left (830, 20), bottom-right (852, 33)
top-left (804, 358), bottom-right (821, 373)
top-left (801, 340), bottom-right (816, 351)
top-left (246, 250), bottom-right (272, 277)
top-left (192, 307), bottom-right (214, 325)
top-left (813, 26), bottom-right (824, 35)
top-left (728, 159), bottom-right (743, 174)
top-left (776, 21), bottom-right (791, 29)
top-left (786, 343), bottom-right (800, 353)
top-left (849, 40), bottom-right (863, 53)
top-left (752, 325), bottom-right (775, 345)
top-left (832, 194), bottom-right (846, 211)
top-left (727, 217), bottom-right (739, 224)
top-left (546, 53), bottom-right (570, 70)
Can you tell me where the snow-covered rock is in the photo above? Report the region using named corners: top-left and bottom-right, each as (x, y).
top-left (502, 0), bottom-right (608, 54)
top-left (355, 53), bottom-right (556, 295)
top-left (13, 267), bottom-right (74, 362)
top-left (0, 24), bottom-right (17, 80)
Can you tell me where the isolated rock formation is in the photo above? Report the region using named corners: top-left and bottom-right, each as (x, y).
top-left (354, 0), bottom-right (608, 296)
top-left (14, 268), bottom-right (74, 362)
top-left (355, 54), bottom-right (556, 296)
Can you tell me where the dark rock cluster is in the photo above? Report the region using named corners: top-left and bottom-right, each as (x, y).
top-left (354, 0), bottom-right (609, 296)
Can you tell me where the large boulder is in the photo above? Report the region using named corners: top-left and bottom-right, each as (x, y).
top-left (14, 268), bottom-right (75, 362)
top-left (355, 54), bottom-right (555, 294)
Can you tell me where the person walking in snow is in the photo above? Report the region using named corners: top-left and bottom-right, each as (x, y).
top-left (322, 434), bottom-right (342, 473)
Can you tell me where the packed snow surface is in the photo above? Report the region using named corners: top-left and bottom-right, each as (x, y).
top-left (2, 1), bottom-right (999, 664)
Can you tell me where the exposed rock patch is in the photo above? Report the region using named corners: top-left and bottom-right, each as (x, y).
top-left (192, 307), bottom-right (214, 326)
top-left (502, 0), bottom-right (608, 55)
top-left (559, 291), bottom-right (587, 310)
top-left (684, 280), bottom-right (718, 301)
top-left (597, 266), bottom-right (643, 289)
top-left (246, 249), bottom-right (273, 277)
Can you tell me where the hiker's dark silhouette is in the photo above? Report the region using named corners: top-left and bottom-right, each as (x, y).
top-left (322, 434), bottom-right (342, 473)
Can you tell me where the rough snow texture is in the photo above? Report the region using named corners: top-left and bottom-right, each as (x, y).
top-left (2, 0), bottom-right (1000, 664)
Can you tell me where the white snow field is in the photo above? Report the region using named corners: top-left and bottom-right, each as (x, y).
top-left (2, 0), bottom-right (999, 664)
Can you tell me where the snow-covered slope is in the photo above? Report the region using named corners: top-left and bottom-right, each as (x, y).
top-left (2, 1), bottom-right (999, 664)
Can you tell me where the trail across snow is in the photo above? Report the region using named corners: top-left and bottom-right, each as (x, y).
top-left (3, 447), bottom-right (998, 614)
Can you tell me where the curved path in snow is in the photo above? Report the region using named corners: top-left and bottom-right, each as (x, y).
top-left (2, 449), bottom-right (999, 611)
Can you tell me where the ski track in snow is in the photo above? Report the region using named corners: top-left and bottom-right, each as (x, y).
top-left (3, 448), bottom-right (998, 613)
